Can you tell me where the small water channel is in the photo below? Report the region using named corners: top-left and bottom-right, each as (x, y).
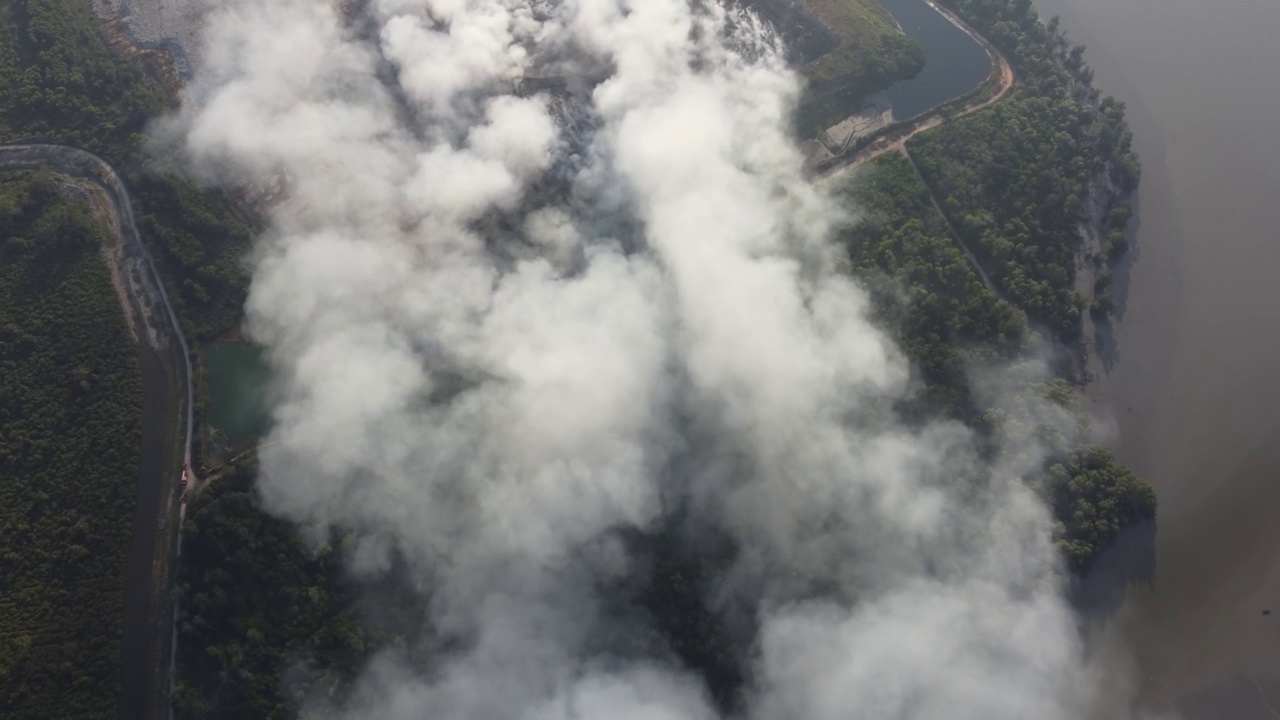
top-left (204, 341), bottom-right (273, 449)
top-left (871, 0), bottom-right (992, 121)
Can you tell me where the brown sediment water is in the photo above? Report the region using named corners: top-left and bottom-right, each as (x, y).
top-left (1027, 0), bottom-right (1280, 716)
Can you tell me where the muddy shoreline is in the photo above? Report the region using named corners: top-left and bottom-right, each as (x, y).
top-left (1025, 0), bottom-right (1280, 716)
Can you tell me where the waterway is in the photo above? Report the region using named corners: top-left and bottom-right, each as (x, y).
top-left (871, 0), bottom-right (991, 120)
top-left (204, 341), bottom-right (273, 449)
top-left (1025, 0), bottom-right (1280, 716)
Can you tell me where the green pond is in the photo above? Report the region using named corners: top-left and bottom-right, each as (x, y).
top-left (204, 341), bottom-right (274, 448)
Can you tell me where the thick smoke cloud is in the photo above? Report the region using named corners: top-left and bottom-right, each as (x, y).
top-left (171, 0), bottom-right (1134, 717)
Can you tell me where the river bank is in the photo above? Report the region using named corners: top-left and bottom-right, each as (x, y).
top-left (1025, 0), bottom-right (1280, 716)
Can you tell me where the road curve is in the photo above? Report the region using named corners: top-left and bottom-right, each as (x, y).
top-left (816, 0), bottom-right (1016, 182)
top-left (0, 143), bottom-right (193, 720)
top-left (0, 144), bottom-right (193, 454)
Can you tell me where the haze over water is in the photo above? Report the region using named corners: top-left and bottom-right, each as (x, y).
top-left (1029, 0), bottom-right (1280, 714)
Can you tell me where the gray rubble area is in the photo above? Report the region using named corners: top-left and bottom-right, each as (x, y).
top-left (93, 0), bottom-right (207, 78)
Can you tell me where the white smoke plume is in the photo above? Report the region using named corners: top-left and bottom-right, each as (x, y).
top-left (171, 0), bottom-right (1133, 717)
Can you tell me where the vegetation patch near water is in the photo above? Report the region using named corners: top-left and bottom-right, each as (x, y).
top-left (908, 0), bottom-right (1141, 340)
top-left (837, 0), bottom-right (1153, 573)
top-left (793, 0), bottom-right (926, 134)
top-left (173, 463), bottom-right (384, 720)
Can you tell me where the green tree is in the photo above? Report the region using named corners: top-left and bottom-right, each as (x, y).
top-left (0, 171), bottom-right (143, 719)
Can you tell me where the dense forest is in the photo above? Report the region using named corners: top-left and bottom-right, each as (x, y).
top-left (173, 463), bottom-right (375, 720)
top-left (908, 0), bottom-right (1142, 339)
top-left (842, 152), bottom-right (1154, 571)
top-left (0, 0), bottom-right (256, 340)
top-left (0, 0), bottom-right (255, 714)
top-left (0, 0), bottom-right (165, 160)
top-left (837, 151), bottom-right (1029, 422)
top-left (835, 0), bottom-right (1154, 570)
top-left (0, 170), bottom-right (142, 719)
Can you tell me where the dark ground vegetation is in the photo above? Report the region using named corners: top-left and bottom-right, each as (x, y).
top-left (172, 463), bottom-right (374, 720)
top-left (0, 0), bottom-right (256, 341)
top-left (908, 0), bottom-right (1141, 340)
top-left (0, 170), bottom-right (143, 719)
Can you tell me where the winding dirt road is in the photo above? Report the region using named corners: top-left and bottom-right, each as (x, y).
top-left (818, 0), bottom-right (1015, 182)
top-left (0, 143), bottom-right (193, 720)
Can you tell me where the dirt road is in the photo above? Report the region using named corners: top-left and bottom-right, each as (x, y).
top-left (818, 1), bottom-right (1016, 181)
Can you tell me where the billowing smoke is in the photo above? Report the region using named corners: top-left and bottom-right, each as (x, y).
top-left (170, 0), bottom-right (1130, 717)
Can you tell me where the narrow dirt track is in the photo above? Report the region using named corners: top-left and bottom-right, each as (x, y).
top-left (900, 149), bottom-right (1008, 302)
top-left (0, 143), bottom-right (193, 720)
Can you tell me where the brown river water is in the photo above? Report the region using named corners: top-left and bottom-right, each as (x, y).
top-left (1026, 0), bottom-right (1280, 716)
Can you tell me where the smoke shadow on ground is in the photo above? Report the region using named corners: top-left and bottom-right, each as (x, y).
top-left (624, 523), bottom-right (754, 716)
top-left (1067, 517), bottom-right (1157, 622)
